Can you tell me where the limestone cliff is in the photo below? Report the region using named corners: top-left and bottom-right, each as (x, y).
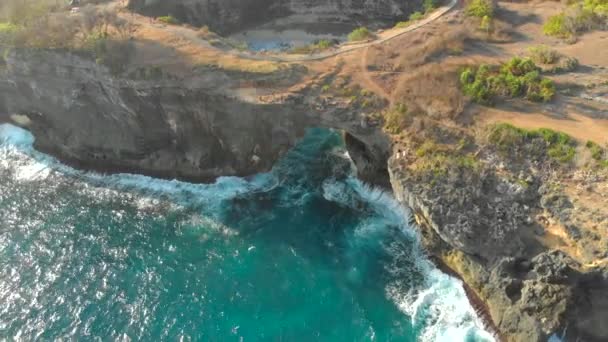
top-left (387, 127), bottom-right (608, 342)
top-left (127, 0), bottom-right (422, 34)
top-left (0, 49), bottom-right (389, 184)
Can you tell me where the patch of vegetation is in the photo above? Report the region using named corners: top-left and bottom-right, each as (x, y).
top-left (383, 103), bottom-right (412, 133)
top-left (409, 11), bottom-right (425, 21)
top-left (290, 39), bottom-right (336, 54)
top-left (412, 140), bottom-right (481, 180)
top-left (543, 13), bottom-right (570, 38)
top-left (348, 27), bottom-right (373, 42)
top-left (460, 57), bottom-right (556, 105)
top-left (394, 20), bottom-right (412, 28)
top-left (586, 140), bottom-right (604, 159)
top-left (157, 15), bottom-right (179, 25)
top-left (424, 0), bottom-right (438, 13)
top-left (466, 0), bottom-right (495, 18)
top-left (487, 123), bottom-right (577, 163)
top-left (543, 0), bottom-right (608, 39)
top-left (585, 141), bottom-right (608, 168)
top-left (528, 45), bottom-right (560, 64)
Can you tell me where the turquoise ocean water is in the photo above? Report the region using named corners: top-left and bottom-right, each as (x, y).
top-left (0, 124), bottom-right (494, 341)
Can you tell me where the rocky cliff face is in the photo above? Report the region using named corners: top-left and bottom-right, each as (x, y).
top-left (388, 135), bottom-right (608, 342)
top-left (0, 49), bottom-right (389, 184)
top-left (127, 0), bottom-right (421, 34)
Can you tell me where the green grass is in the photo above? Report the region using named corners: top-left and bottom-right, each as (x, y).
top-left (488, 123), bottom-right (577, 163)
top-left (348, 27), bottom-right (373, 42)
top-left (460, 57), bottom-right (555, 105)
top-left (466, 0), bottom-right (495, 18)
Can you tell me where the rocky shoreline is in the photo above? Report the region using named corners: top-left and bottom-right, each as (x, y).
top-left (2, 1), bottom-right (608, 337)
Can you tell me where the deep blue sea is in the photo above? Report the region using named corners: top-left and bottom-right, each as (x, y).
top-left (0, 124), bottom-right (493, 341)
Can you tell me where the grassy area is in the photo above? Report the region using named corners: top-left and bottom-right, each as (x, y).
top-left (412, 139), bottom-right (481, 180)
top-left (543, 0), bottom-right (608, 39)
top-left (487, 123), bottom-right (577, 164)
top-left (348, 27), bottom-right (373, 42)
top-left (460, 57), bottom-right (556, 104)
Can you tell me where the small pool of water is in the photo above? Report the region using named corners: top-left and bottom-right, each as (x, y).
top-left (228, 15), bottom-right (358, 52)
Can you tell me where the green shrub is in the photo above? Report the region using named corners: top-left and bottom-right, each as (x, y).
top-left (410, 11), bottom-right (425, 21)
top-left (460, 57), bottom-right (555, 104)
top-left (394, 21), bottom-right (412, 28)
top-left (543, 0), bottom-right (608, 39)
top-left (586, 140), bottom-right (605, 160)
top-left (348, 27), bottom-right (373, 42)
top-left (543, 13), bottom-right (570, 37)
top-left (291, 39), bottom-right (336, 54)
top-left (157, 15), bottom-right (179, 25)
top-left (383, 103), bottom-right (411, 133)
top-left (466, 0), bottom-right (495, 18)
top-left (528, 45), bottom-right (560, 64)
top-left (424, 0), bottom-right (438, 13)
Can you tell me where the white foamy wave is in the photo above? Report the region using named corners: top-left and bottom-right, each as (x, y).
top-left (324, 176), bottom-right (495, 342)
top-left (0, 124), bottom-right (276, 207)
top-left (390, 267), bottom-right (495, 342)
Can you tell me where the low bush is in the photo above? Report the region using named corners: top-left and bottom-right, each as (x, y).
top-left (528, 45), bottom-right (560, 64)
top-left (543, 13), bottom-right (570, 37)
top-left (488, 123), bottom-right (577, 163)
top-left (409, 11), bottom-right (425, 21)
top-left (466, 0), bottom-right (495, 18)
top-left (586, 140), bottom-right (605, 160)
top-left (460, 57), bottom-right (555, 104)
top-left (383, 103), bottom-right (412, 133)
top-left (544, 0), bottom-right (608, 38)
top-left (348, 27), bottom-right (373, 42)
top-left (412, 140), bottom-right (481, 180)
top-left (394, 21), bottom-right (411, 28)
top-left (424, 0), bottom-right (438, 13)
top-left (157, 15), bottom-right (179, 25)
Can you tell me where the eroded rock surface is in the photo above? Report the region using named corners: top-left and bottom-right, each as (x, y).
top-left (0, 49), bottom-right (389, 183)
top-left (127, 0), bottom-right (422, 34)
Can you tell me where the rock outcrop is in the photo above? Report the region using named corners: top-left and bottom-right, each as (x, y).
top-left (127, 0), bottom-right (422, 34)
top-left (388, 132), bottom-right (608, 342)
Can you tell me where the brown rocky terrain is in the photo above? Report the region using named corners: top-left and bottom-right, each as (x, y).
top-left (1, 0), bottom-right (607, 340)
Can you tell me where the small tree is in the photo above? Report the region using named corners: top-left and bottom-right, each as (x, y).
top-left (480, 15), bottom-right (493, 35)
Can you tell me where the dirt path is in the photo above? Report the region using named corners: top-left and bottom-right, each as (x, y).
top-left (359, 46), bottom-right (393, 103)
